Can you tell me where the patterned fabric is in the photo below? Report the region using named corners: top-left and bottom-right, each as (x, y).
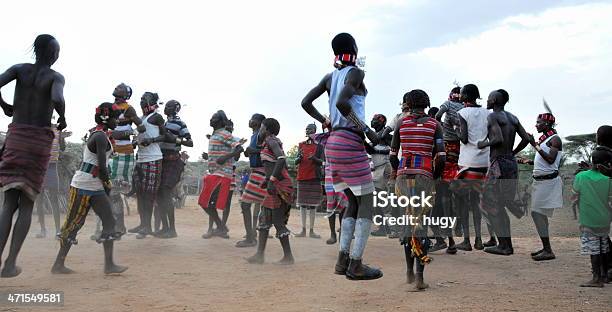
top-left (442, 141), bottom-right (460, 183)
top-left (110, 153), bottom-right (135, 182)
top-left (207, 128), bottom-right (241, 179)
top-left (580, 232), bottom-right (610, 255)
top-left (0, 123), bottom-right (54, 201)
top-left (261, 135), bottom-right (294, 209)
top-left (257, 206), bottom-right (291, 238)
top-left (198, 174), bottom-right (231, 210)
top-left (450, 166), bottom-right (487, 195)
top-left (397, 115), bottom-right (437, 178)
top-left (324, 129), bottom-right (374, 196)
top-left (324, 162), bottom-right (349, 213)
top-left (538, 129), bottom-right (557, 145)
top-left (160, 156), bottom-right (185, 189)
top-left (133, 160), bottom-right (162, 193)
top-left (161, 115), bottom-right (191, 152)
top-left (395, 175), bottom-right (434, 265)
top-left (480, 155), bottom-right (521, 218)
top-left (230, 167), bottom-right (237, 192)
top-left (297, 179), bottom-right (322, 206)
top-left (438, 100), bottom-right (464, 142)
top-left (240, 167), bottom-right (267, 204)
top-left (58, 187), bottom-right (117, 248)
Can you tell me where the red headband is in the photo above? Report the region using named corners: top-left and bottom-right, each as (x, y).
top-left (96, 104), bottom-right (120, 116)
top-left (334, 54), bottom-right (356, 65)
top-left (538, 113), bottom-right (555, 123)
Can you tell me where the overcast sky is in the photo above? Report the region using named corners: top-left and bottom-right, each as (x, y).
top-left (1, 0), bottom-right (610, 159)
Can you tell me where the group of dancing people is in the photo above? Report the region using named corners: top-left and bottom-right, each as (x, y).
top-left (0, 33), bottom-right (610, 291)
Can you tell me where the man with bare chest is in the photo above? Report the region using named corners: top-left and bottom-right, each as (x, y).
top-left (477, 89), bottom-right (534, 255)
top-left (0, 34), bottom-right (67, 277)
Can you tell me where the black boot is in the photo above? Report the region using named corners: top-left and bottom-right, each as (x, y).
top-left (580, 255), bottom-right (604, 287)
top-left (128, 225), bottom-right (143, 234)
top-left (473, 237), bottom-right (484, 250)
top-left (236, 205), bottom-right (257, 247)
top-left (532, 237), bottom-right (555, 261)
top-left (246, 229), bottom-right (268, 264)
top-left (345, 258), bottom-right (383, 281)
top-left (601, 252), bottom-right (610, 283)
top-left (484, 237), bottom-right (513, 256)
top-left (327, 215), bottom-right (337, 244)
top-left (446, 237), bottom-right (457, 254)
top-left (414, 260), bottom-right (429, 291)
top-left (483, 236), bottom-right (497, 248)
top-left (51, 244), bottom-right (75, 274)
top-left (455, 238), bottom-right (472, 251)
top-left (334, 251), bottom-right (350, 275)
top-left (103, 241), bottom-right (128, 274)
top-left (404, 244), bottom-right (415, 284)
top-left (276, 236), bottom-right (294, 265)
top-left (429, 237), bottom-right (448, 253)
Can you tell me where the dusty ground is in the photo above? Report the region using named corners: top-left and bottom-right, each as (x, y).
top-left (1, 195), bottom-right (610, 312)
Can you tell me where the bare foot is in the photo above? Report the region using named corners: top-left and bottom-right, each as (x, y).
top-left (51, 264), bottom-right (76, 274)
top-left (246, 254), bottom-right (264, 264)
top-left (275, 256), bottom-right (294, 265)
top-left (1, 265), bottom-right (22, 278)
top-left (105, 264), bottom-right (128, 275)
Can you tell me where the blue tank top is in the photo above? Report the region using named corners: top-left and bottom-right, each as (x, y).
top-left (329, 66), bottom-right (367, 129)
top-left (248, 132), bottom-right (262, 168)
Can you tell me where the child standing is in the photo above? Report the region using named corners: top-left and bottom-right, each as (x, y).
top-left (573, 149), bottom-right (612, 287)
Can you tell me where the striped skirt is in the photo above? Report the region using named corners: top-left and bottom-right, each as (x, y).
top-left (324, 129), bottom-right (374, 196)
top-left (324, 163), bottom-right (349, 214)
top-left (0, 123), bottom-right (54, 201)
top-left (240, 167), bottom-right (267, 204)
top-left (450, 166), bottom-right (487, 195)
top-left (297, 179), bottom-right (322, 206)
top-left (262, 169), bottom-right (294, 209)
top-left (110, 153), bottom-right (135, 182)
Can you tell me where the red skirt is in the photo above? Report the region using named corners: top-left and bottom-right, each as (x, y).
top-left (262, 169), bottom-right (294, 209)
top-left (198, 174), bottom-right (231, 210)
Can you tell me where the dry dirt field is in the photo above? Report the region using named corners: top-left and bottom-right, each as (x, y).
top-left (1, 195), bottom-right (611, 312)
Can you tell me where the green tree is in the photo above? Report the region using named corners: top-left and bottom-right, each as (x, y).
top-left (565, 133), bottom-right (596, 163)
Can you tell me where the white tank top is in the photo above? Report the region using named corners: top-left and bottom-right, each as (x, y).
top-left (533, 134), bottom-right (562, 176)
top-left (136, 112), bottom-right (163, 163)
top-left (457, 107), bottom-right (490, 168)
top-left (71, 131), bottom-right (114, 191)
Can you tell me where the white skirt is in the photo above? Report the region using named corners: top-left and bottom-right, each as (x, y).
top-left (531, 176), bottom-right (563, 216)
